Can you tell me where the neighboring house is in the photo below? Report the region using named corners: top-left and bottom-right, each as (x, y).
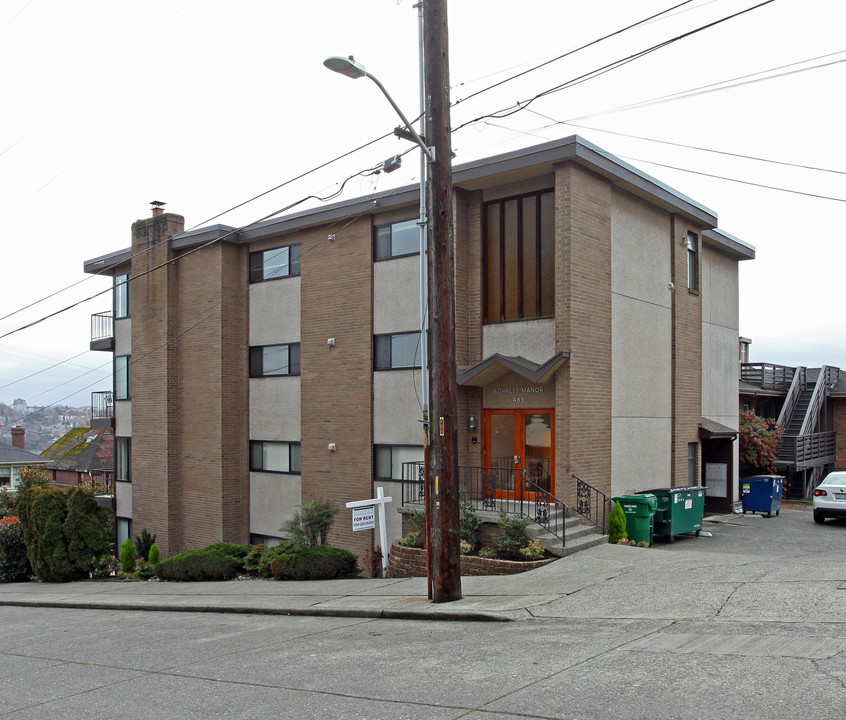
top-left (41, 427), bottom-right (114, 491)
top-left (740, 363), bottom-right (845, 498)
top-left (82, 135), bottom-right (754, 558)
top-left (0, 427), bottom-right (49, 489)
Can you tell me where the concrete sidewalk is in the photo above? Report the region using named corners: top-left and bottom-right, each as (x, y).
top-left (0, 507), bottom-right (842, 624)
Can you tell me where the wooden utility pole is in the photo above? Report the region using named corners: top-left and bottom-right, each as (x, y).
top-left (423, 0), bottom-right (461, 603)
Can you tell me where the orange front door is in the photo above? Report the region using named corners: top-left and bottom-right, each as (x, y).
top-left (484, 409), bottom-right (554, 500)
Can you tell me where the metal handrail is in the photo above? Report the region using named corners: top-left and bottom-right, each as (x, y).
top-left (776, 366), bottom-right (806, 429)
top-left (90, 310), bottom-right (114, 343)
top-left (573, 473), bottom-right (610, 533)
top-left (799, 365), bottom-right (835, 435)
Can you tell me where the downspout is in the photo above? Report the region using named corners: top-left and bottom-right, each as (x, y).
top-left (670, 215), bottom-right (678, 487)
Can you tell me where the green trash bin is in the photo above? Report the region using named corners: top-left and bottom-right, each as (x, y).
top-left (639, 486), bottom-right (707, 542)
top-left (612, 494), bottom-right (657, 546)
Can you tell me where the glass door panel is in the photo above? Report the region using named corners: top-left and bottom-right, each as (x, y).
top-left (485, 409), bottom-right (554, 500)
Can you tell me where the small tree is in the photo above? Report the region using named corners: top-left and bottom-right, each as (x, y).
top-left (281, 498), bottom-right (339, 548)
top-left (608, 501), bottom-right (628, 544)
top-left (134, 529), bottom-right (157, 561)
top-left (17, 465), bottom-right (53, 493)
top-left (0, 516), bottom-right (29, 582)
top-left (739, 410), bottom-right (784, 474)
top-left (120, 538), bottom-right (136, 574)
top-left (147, 543), bottom-right (160, 566)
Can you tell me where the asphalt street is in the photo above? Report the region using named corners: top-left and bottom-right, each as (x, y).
top-left (0, 505), bottom-right (843, 719)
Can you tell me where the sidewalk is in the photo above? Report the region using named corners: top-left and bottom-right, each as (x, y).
top-left (0, 508), bottom-right (839, 624)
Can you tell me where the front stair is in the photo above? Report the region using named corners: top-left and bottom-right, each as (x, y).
top-left (526, 513), bottom-right (607, 558)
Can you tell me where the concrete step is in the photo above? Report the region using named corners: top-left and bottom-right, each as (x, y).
top-left (526, 517), bottom-right (607, 558)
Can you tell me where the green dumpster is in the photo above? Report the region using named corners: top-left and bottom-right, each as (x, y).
top-left (612, 494), bottom-right (657, 546)
top-left (638, 486), bottom-right (707, 542)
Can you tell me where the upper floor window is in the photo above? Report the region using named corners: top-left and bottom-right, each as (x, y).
top-left (114, 273), bottom-right (130, 319)
top-left (250, 441), bottom-right (302, 474)
top-left (685, 233), bottom-right (699, 291)
top-left (115, 437), bottom-right (131, 482)
top-left (249, 244), bottom-right (301, 283)
top-left (374, 331), bottom-right (422, 370)
top-left (483, 190), bottom-right (554, 323)
top-left (250, 343), bottom-right (300, 377)
top-left (115, 355), bottom-right (130, 400)
top-left (374, 218), bottom-right (420, 261)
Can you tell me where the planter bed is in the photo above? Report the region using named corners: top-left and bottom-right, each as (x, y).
top-left (387, 541), bottom-right (556, 578)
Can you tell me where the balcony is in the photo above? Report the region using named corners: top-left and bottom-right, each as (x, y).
top-left (90, 391), bottom-right (114, 429)
top-left (90, 311), bottom-right (114, 351)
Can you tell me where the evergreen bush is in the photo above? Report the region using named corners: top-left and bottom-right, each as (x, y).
top-left (254, 542), bottom-right (297, 577)
top-left (134, 529), bottom-right (157, 561)
top-left (147, 543), bottom-right (160, 566)
top-left (459, 486), bottom-right (482, 547)
top-left (0, 516), bottom-right (29, 582)
top-left (269, 545), bottom-right (358, 580)
top-left (18, 485), bottom-right (74, 582)
top-left (155, 550), bottom-right (244, 581)
top-left (281, 498), bottom-right (339, 548)
top-left (64, 488), bottom-right (112, 575)
top-left (608, 501), bottom-right (628, 544)
top-left (495, 509), bottom-right (531, 560)
top-left (120, 538), bottom-right (136, 574)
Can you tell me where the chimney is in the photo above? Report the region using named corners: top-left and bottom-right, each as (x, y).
top-left (151, 200), bottom-right (166, 217)
top-left (11, 426), bottom-right (24, 450)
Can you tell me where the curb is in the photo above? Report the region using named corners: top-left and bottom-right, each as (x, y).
top-left (0, 599), bottom-right (512, 623)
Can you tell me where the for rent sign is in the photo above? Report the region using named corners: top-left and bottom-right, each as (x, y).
top-left (352, 506), bottom-right (376, 531)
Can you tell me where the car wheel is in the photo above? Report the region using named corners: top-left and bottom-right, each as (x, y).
top-left (813, 510), bottom-right (825, 524)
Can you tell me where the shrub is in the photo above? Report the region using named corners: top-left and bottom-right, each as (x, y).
top-left (16, 465), bottom-right (52, 493)
top-left (407, 510), bottom-right (426, 534)
top-left (281, 498), bottom-right (339, 548)
top-left (478, 546), bottom-right (497, 559)
top-left (155, 550), bottom-right (244, 581)
top-left (459, 487), bottom-right (482, 547)
top-left (135, 559), bottom-right (156, 580)
top-left (18, 485), bottom-right (75, 582)
top-left (90, 554), bottom-right (119, 578)
top-left (608, 501), bottom-right (628, 544)
top-left (398, 532), bottom-right (425, 548)
top-left (147, 543), bottom-right (160, 566)
top-left (134, 529), bottom-right (156, 561)
top-left (120, 538), bottom-right (136, 574)
top-left (519, 539), bottom-right (546, 561)
top-left (255, 542), bottom-right (297, 578)
top-left (269, 545), bottom-right (358, 581)
top-left (203, 542), bottom-right (253, 559)
top-left (495, 509), bottom-right (531, 560)
top-left (459, 539), bottom-right (473, 555)
top-left (64, 488), bottom-right (112, 575)
top-left (0, 488), bottom-right (17, 519)
top-left (0, 516), bottom-right (29, 582)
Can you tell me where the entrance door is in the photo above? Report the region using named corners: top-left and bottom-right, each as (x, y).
top-left (484, 409), bottom-right (554, 500)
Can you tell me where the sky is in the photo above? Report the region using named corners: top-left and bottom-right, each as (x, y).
top-left (1, 0), bottom-right (845, 411)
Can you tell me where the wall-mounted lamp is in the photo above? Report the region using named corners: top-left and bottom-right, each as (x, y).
top-left (328, 233), bottom-right (336, 242)
top-left (469, 415), bottom-right (477, 431)
top-left (328, 443), bottom-right (336, 452)
top-left (327, 338), bottom-right (335, 346)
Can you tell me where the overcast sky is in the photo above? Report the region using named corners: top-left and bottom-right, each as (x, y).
top-left (2, 0), bottom-right (845, 411)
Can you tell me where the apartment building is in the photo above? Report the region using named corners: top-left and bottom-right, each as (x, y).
top-left (84, 136), bottom-right (754, 557)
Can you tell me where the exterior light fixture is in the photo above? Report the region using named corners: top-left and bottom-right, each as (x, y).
top-left (469, 415), bottom-right (476, 431)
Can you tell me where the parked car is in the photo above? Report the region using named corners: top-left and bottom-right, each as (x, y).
top-left (812, 471), bottom-right (846, 524)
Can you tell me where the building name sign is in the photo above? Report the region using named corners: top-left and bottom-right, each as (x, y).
top-left (494, 385), bottom-right (545, 403)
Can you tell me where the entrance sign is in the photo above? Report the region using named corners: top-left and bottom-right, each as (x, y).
top-left (346, 487), bottom-right (392, 575)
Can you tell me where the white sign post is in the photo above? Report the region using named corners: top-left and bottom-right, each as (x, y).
top-left (346, 486), bottom-right (392, 576)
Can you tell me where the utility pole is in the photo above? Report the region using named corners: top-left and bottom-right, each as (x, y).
top-left (423, 0), bottom-right (461, 603)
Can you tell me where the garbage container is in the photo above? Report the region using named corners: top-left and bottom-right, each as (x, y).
top-left (638, 486), bottom-right (707, 542)
top-left (741, 475), bottom-right (784, 518)
top-left (612, 494), bottom-right (657, 546)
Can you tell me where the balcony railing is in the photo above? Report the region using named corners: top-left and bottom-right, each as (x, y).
top-left (777, 431), bottom-right (836, 467)
top-left (741, 363), bottom-right (795, 391)
top-left (90, 311), bottom-right (114, 351)
top-left (91, 391), bottom-right (114, 426)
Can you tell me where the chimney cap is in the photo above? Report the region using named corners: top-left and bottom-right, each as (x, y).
top-left (151, 201), bottom-right (166, 208)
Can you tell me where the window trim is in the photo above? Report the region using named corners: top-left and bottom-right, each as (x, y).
top-left (374, 331), bottom-right (423, 370)
top-left (373, 217), bottom-right (421, 261)
top-left (249, 440), bottom-right (302, 474)
top-left (249, 343), bottom-right (301, 377)
top-left (249, 244), bottom-right (302, 283)
top-left (114, 355), bottom-right (131, 400)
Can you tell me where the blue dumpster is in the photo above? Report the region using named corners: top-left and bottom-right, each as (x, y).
top-left (741, 475), bottom-right (783, 518)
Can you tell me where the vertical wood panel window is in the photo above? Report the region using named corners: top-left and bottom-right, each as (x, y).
top-left (483, 190), bottom-right (554, 323)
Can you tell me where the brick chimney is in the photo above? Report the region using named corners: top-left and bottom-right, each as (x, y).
top-left (10, 426), bottom-right (24, 450)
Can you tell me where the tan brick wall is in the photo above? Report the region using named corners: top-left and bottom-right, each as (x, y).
top-left (554, 163), bottom-right (613, 502)
top-left (130, 213), bottom-right (249, 555)
top-left (300, 218), bottom-right (374, 560)
top-left (672, 218), bottom-right (704, 486)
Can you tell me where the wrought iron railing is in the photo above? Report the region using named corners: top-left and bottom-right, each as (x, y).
top-left (742, 363), bottom-right (795, 391)
top-left (91, 391), bottom-right (114, 422)
top-left (90, 310), bottom-right (114, 343)
top-left (573, 473), bottom-right (610, 533)
top-left (400, 462), bottom-right (571, 546)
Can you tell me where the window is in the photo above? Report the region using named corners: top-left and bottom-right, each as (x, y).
top-left (483, 190), bottom-right (554, 323)
top-left (375, 445), bottom-right (424, 481)
top-left (115, 355), bottom-right (130, 400)
top-left (114, 273), bottom-right (130, 319)
top-left (0, 468), bottom-right (9, 487)
top-left (374, 218), bottom-right (420, 261)
top-left (250, 344), bottom-right (300, 376)
top-left (687, 442), bottom-right (698, 485)
top-left (116, 517), bottom-right (132, 549)
top-left (249, 244), bottom-right (301, 283)
top-left (686, 233), bottom-right (699, 291)
top-left (374, 332), bottom-right (422, 370)
top-left (250, 441), bottom-right (302, 474)
top-left (115, 437), bottom-right (131, 482)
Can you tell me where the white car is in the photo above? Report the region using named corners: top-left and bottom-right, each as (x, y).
top-left (813, 471), bottom-right (846, 524)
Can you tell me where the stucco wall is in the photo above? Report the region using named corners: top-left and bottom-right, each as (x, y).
top-left (482, 319), bottom-right (555, 363)
top-left (249, 378), bottom-right (301, 441)
top-left (373, 255), bottom-right (420, 335)
top-left (373, 371), bottom-right (424, 445)
top-left (249, 276), bottom-right (301, 344)
top-left (249, 472), bottom-right (302, 538)
top-left (610, 190), bottom-right (673, 495)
